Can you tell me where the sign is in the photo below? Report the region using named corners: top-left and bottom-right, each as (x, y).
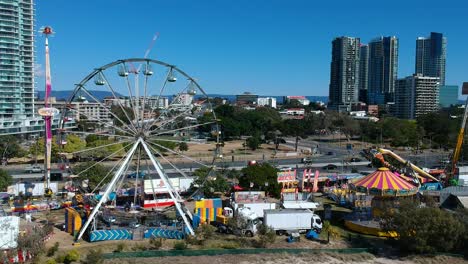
top-left (277, 170), bottom-right (297, 182)
top-left (38, 107), bottom-right (59, 117)
top-left (0, 216), bottom-right (19, 249)
top-left (144, 178), bottom-right (180, 193)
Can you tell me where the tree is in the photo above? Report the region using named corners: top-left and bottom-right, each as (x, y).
top-left (246, 135), bottom-right (261, 150)
top-left (0, 135), bottom-right (25, 162)
top-left (239, 163), bottom-right (281, 198)
top-left (29, 137), bottom-right (60, 161)
top-left (381, 200), bottom-right (465, 254)
top-left (0, 169), bottom-right (12, 191)
top-left (178, 142), bottom-right (189, 152)
top-left (73, 162), bottom-right (108, 190)
top-left (62, 134), bottom-right (86, 153)
top-left (190, 167), bottom-right (230, 198)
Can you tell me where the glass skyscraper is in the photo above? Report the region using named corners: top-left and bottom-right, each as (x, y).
top-left (367, 36), bottom-right (398, 105)
top-left (358, 44), bottom-right (368, 103)
top-left (328, 36), bottom-right (360, 111)
top-left (416, 32), bottom-right (447, 86)
top-left (0, 0), bottom-right (42, 135)
top-left (439, 85), bottom-right (458, 108)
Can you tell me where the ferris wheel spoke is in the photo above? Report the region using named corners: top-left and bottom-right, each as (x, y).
top-left (145, 68), bottom-right (173, 131)
top-left (149, 121), bottom-right (215, 137)
top-left (68, 139), bottom-right (133, 155)
top-left (100, 70), bottom-right (139, 133)
top-left (64, 130), bottom-right (134, 140)
top-left (134, 146), bottom-right (142, 205)
top-left (145, 137), bottom-right (205, 145)
top-left (65, 106), bottom-right (135, 137)
top-left (150, 101), bottom-right (206, 132)
top-left (121, 62), bottom-right (140, 129)
top-left (73, 141), bottom-right (133, 179)
top-left (78, 86), bottom-right (137, 135)
top-left (146, 140), bottom-right (211, 168)
top-left (90, 152), bottom-right (128, 194)
top-left (141, 62), bottom-right (151, 132)
top-left (146, 143), bottom-right (191, 179)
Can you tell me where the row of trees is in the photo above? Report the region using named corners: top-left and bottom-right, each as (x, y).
top-left (211, 104), bottom-right (464, 151)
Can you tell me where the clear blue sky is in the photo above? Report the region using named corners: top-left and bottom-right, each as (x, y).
top-left (35, 0), bottom-right (467, 97)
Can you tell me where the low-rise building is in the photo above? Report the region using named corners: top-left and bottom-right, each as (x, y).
top-left (257, 97), bottom-right (277, 108)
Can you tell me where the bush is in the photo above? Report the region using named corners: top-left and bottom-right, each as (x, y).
top-left (256, 224), bottom-right (276, 248)
top-left (173, 241), bottom-right (188, 250)
top-left (114, 242), bottom-right (126, 252)
top-left (149, 237), bottom-right (163, 249)
top-left (63, 249), bottom-right (80, 264)
top-left (47, 242), bottom-right (60, 257)
top-left (80, 249), bottom-right (103, 264)
top-left (45, 259), bottom-right (57, 264)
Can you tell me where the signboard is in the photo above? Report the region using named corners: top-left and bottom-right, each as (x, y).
top-left (7, 182), bottom-right (58, 196)
top-left (0, 216), bottom-right (19, 249)
top-left (233, 191), bottom-right (265, 203)
top-left (144, 178), bottom-right (180, 193)
top-left (38, 107), bottom-right (59, 117)
top-left (277, 170), bottom-right (297, 182)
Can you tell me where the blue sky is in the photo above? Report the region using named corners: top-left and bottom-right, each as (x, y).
top-left (36, 0), bottom-right (467, 96)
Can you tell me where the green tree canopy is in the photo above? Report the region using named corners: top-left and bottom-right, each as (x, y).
top-left (72, 162), bottom-right (109, 190)
top-left (190, 167), bottom-right (230, 198)
top-left (239, 163), bottom-right (281, 198)
top-left (0, 169), bottom-right (12, 191)
top-left (381, 200), bottom-right (465, 254)
top-left (0, 135), bottom-right (25, 161)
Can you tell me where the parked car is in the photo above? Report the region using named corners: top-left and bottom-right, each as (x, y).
top-left (322, 164), bottom-right (338, 170)
top-left (24, 164), bottom-right (43, 173)
top-left (349, 158), bottom-right (362, 162)
top-left (326, 151), bottom-right (334, 156)
top-left (301, 156), bottom-right (313, 163)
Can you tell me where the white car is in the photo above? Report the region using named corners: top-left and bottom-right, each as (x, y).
top-left (24, 165), bottom-right (43, 173)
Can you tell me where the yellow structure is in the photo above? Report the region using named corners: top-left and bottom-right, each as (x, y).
top-left (344, 220), bottom-right (397, 238)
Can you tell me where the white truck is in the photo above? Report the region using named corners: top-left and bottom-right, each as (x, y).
top-left (213, 207), bottom-right (261, 237)
top-left (231, 201), bottom-right (276, 219)
top-left (264, 209), bottom-right (322, 235)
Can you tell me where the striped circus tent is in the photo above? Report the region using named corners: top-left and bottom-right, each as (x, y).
top-left (351, 167), bottom-right (418, 197)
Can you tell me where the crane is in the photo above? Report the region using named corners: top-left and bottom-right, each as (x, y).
top-left (446, 82), bottom-right (468, 185)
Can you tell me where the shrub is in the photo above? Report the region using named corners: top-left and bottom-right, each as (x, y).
top-left (256, 224), bottom-right (276, 248)
top-left (80, 249), bottom-right (103, 264)
top-left (47, 242), bottom-right (60, 257)
top-left (115, 242), bottom-right (126, 252)
top-left (149, 237), bottom-right (163, 249)
top-left (63, 249), bottom-right (80, 264)
top-left (173, 241), bottom-right (188, 250)
top-left (45, 259), bottom-right (57, 264)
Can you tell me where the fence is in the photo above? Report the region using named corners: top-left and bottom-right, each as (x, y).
top-left (104, 248), bottom-right (371, 259)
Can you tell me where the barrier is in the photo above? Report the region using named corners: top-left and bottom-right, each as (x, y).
top-left (144, 228), bottom-right (185, 240)
top-left (104, 248), bottom-right (372, 259)
top-left (89, 229), bottom-right (133, 242)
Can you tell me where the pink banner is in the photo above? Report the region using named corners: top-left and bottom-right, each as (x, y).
top-left (312, 170), bottom-right (320, 192)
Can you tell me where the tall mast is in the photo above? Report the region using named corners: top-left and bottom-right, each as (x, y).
top-left (41, 26), bottom-right (54, 192)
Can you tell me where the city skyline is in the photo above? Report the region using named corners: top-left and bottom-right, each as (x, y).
top-left (35, 0), bottom-right (468, 97)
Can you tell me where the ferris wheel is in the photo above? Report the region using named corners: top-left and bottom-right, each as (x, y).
top-left (58, 58), bottom-right (221, 241)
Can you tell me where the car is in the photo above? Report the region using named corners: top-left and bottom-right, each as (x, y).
top-left (301, 157), bottom-right (313, 163)
top-left (24, 164), bottom-right (43, 173)
top-left (322, 164), bottom-right (338, 170)
top-left (326, 151), bottom-right (334, 156)
top-left (278, 166), bottom-right (293, 171)
top-left (349, 158), bottom-right (362, 162)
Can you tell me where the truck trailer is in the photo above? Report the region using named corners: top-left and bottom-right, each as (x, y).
top-left (264, 209), bottom-right (322, 235)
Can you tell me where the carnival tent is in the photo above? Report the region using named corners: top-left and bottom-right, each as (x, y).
top-left (351, 167), bottom-right (417, 196)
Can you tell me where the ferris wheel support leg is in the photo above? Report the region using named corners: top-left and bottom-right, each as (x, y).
top-left (75, 139), bottom-right (140, 242)
top-left (141, 140), bottom-right (195, 236)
